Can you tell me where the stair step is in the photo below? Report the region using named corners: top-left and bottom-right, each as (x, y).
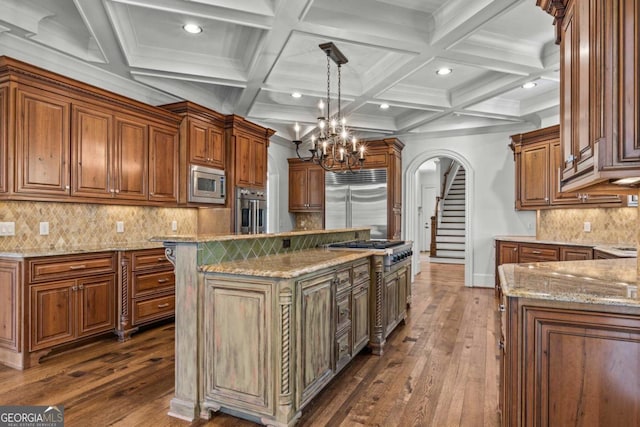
top-left (429, 256), bottom-right (465, 265)
top-left (436, 235), bottom-right (465, 243)
top-left (448, 189), bottom-right (465, 195)
top-left (437, 229), bottom-right (465, 236)
top-left (441, 218), bottom-right (465, 224)
top-left (438, 222), bottom-right (465, 230)
top-left (437, 242), bottom-right (465, 250)
top-left (434, 249), bottom-right (465, 258)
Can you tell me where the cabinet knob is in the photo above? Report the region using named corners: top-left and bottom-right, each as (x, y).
top-left (498, 340), bottom-right (504, 350)
top-left (115, 189), bottom-right (120, 194)
top-left (513, 247), bottom-right (517, 252)
top-left (498, 304), bottom-right (505, 312)
top-left (78, 284), bottom-right (84, 290)
top-left (71, 285), bottom-right (78, 291)
top-left (65, 185), bottom-right (70, 190)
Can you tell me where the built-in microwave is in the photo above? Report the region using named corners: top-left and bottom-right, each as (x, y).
top-left (188, 165), bottom-right (226, 204)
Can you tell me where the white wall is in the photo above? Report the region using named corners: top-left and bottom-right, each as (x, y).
top-left (402, 130), bottom-right (538, 287)
top-left (268, 138), bottom-right (296, 233)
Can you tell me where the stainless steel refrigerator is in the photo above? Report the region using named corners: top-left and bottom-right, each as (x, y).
top-left (325, 169), bottom-right (388, 239)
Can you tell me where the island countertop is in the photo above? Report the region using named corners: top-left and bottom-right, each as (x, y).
top-left (153, 227), bottom-right (371, 243)
top-left (200, 248), bottom-right (372, 279)
top-left (0, 241), bottom-right (164, 258)
top-left (499, 258), bottom-right (639, 307)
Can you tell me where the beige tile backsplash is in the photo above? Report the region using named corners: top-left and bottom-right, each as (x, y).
top-left (0, 201), bottom-right (197, 251)
top-left (537, 207), bottom-right (637, 244)
top-left (294, 212), bottom-right (324, 231)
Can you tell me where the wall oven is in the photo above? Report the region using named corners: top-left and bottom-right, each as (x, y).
top-left (188, 165), bottom-right (226, 204)
top-left (236, 187), bottom-right (266, 234)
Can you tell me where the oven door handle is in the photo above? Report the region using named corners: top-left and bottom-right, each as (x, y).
top-left (251, 200), bottom-right (259, 234)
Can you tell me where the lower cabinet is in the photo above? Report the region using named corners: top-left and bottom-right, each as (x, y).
top-left (500, 296), bottom-right (640, 426)
top-left (117, 248), bottom-right (175, 341)
top-left (22, 252), bottom-right (117, 368)
top-left (196, 257), bottom-right (371, 426)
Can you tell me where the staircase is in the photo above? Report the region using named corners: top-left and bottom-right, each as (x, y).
top-left (430, 168), bottom-right (466, 264)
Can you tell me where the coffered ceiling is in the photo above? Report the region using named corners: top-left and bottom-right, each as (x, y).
top-left (0, 0), bottom-right (558, 142)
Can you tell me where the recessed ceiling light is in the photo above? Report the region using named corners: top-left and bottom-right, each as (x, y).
top-left (183, 24), bottom-right (203, 34)
top-left (436, 67), bottom-right (452, 76)
top-left (522, 81), bottom-right (537, 89)
top-left (291, 92), bottom-right (302, 98)
top-left (379, 103), bottom-right (390, 110)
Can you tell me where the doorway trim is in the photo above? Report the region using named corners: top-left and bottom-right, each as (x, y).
top-left (403, 149), bottom-right (474, 287)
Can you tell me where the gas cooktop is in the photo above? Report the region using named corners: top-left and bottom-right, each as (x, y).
top-left (328, 240), bottom-right (406, 250)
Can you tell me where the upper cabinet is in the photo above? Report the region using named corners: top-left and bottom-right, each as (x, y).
top-left (510, 125), bottom-right (623, 209)
top-left (537, 0), bottom-right (640, 194)
top-left (288, 159), bottom-right (325, 212)
top-left (225, 115), bottom-right (274, 189)
top-left (0, 56), bottom-right (181, 206)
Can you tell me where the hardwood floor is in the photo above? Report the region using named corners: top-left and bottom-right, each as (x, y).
top-left (0, 256), bottom-right (500, 426)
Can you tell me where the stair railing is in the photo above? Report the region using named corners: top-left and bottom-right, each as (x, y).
top-left (430, 162), bottom-right (461, 256)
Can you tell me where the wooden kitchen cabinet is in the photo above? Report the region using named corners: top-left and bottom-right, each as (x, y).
top-left (15, 86), bottom-right (71, 197)
top-left (27, 252), bottom-right (117, 357)
top-left (537, 0), bottom-right (640, 194)
top-left (288, 159), bottom-right (324, 212)
top-left (0, 85), bottom-right (7, 195)
top-left (196, 256), bottom-right (370, 425)
top-left (225, 115), bottom-right (273, 189)
top-left (72, 105), bottom-right (148, 201)
top-left (187, 118), bottom-right (225, 169)
top-left (0, 56), bottom-right (181, 206)
top-left (116, 248), bottom-right (175, 341)
top-left (500, 295), bottom-right (640, 426)
top-left (510, 125), bottom-right (623, 209)
top-left (148, 124), bottom-right (178, 203)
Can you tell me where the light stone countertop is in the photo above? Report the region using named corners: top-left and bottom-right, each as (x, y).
top-left (494, 235), bottom-right (637, 257)
top-left (200, 248), bottom-right (373, 279)
top-left (499, 258), bottom-right (640, 307)
top-left (0, 241), bottom-right (165, 258)
top-left (152, 227), bottom-right (371, 243)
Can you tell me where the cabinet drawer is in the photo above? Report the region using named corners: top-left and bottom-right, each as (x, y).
top-left (336, 292), bottom-right (351, 332)
top-left (335, 328), bottom-right (352, 372)
top-left (336, 267), bottom-right (351, 294)
top-left (352, 261), bottom-right (370, 284)
top-left (132, 249), bottom-right (172, 270)
top-left (133, 294), bottom-right (175, 325)
top-left (519, 245), bottom-right (559, 262)
top-left (133, 270), bottom-right (175, 297)
top-left (28, 252), bottom-right (116, 282)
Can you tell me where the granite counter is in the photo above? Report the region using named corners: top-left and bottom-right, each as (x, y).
top-left (0, 241), bottom-right (164, 258)
top-left (499, 258), bottom-right (639, 307)
top-left (199, 248), bottom-right (372, 278)
top-left (494, 235), bottom-right (637, 257)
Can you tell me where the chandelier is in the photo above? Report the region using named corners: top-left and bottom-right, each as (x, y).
top-left (292, 42), bottom-right (365, 173)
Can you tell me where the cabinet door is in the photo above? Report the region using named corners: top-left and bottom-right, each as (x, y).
top-left (352, 282), bottom-right (369, 352)
top-left (617, 0), bottom-right (640, 163)
top-left (253, 136), bottom-right (267, 188)
top-left (71, 105), bottom-right (112, 198)
top-left (188, 119), bottom-right (210, 166)
top-left (299, 272), bottom-right (334, 405)
top-left (288, 167), bottom-right (308, 211)
top-left (520, 144), bottom-right (550, 207)
top-left (149, 125), bottom-right (178, 203)
top-left (114, 117), bottom-right (147, 200)
top-left (235, 132), bottom-right (253, 186)
top-left (307, 167), bottom-right (324, 210)
top-left (524, 307), bottom-right (640, 426)
top-left (30, 280), bottom-right (75, 351)
top-left (0, 260), bottom-right (20, 351)
top-left (0, 86), bottom-right (7, 194)
top-left (550, 142), bottom-right (582, 205)
top-left (397, 266), bottom-right (408, 315)
top-left (497, 242), bottom-right (519, 265)
top-left (560, 246), bottom-right (593, 261)
top-left (208, 126), bottom-right (225, 170)
top-left (77, 274), bottom-right (116, 337)
top-left (384, 273), bottom-right (399, 337)
top-left (16, 88), bottom-right (70, 196)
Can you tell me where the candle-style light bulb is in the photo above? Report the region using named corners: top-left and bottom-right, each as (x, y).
top-left (341, 129), bottom-right (348, 140)
top-left (322, 141), bottom-right (328, 155)
top-left (318, 99), bottom-right (325, 112)
top-left (339, 147), bottom-right (345, 161)
top-left (341, 117), bottom-right (346, 126)
top-left (359, 145), bottom-right (365, 159)
top-left (330, 119), bottom-right (337, 134)
top-left (352, 136), bottom-right (357, 152)
top-left (294, 122), bottom-right (300, 140)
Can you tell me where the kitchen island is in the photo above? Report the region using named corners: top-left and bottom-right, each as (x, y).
top-left (498, 258), bottom-right (640, 426)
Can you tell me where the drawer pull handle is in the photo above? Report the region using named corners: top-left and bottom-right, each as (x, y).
top-left (157, 278), bottom-right (169, 284)
top-left (340, 344), bottom-right (349, 353)
top-left (69, 264), bottom-right (87, 270)
top-left (157, 258), bottom-right (165, 262)
top-left (340, 308), bottom-right (349, 317)
top-left (531, 250), bottom-right (541, 255)
top-left (157, 303), bottom-right (170, 308)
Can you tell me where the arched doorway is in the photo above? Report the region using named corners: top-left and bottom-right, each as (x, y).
top-left (404, 149), bottom-right (474, 287)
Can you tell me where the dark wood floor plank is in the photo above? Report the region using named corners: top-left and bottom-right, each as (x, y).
top-left (0, 256), bottom-right (500, 427)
